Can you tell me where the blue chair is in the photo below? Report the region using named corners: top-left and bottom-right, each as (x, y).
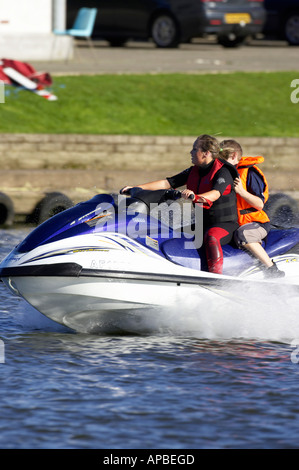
top-left (53, 8), bottom-right (98, 61)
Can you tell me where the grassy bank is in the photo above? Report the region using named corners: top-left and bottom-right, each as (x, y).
top-left (1, 71), bottom-right (299, 136)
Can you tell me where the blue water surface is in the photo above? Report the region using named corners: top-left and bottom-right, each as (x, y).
top-left (1, 229), bottom-right (299, 450)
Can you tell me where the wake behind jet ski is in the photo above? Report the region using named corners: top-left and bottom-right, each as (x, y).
top-left (0, 188), bottom-right (299, 334)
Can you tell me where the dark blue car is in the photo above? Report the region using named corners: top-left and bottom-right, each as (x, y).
top-left (263, 0), bottom-right (299, 45)
top-left (67, 0), bottom-right (266, 48)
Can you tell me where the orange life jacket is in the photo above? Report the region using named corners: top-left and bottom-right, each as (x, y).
top-left (237, 156), bottom-right (270, 226)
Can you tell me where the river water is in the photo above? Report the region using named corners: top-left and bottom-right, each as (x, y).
top-left (1, 228), bottom-right (299, 450)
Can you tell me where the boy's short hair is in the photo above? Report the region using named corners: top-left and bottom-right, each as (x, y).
top-left (219, 139), bottom-right (243, 160)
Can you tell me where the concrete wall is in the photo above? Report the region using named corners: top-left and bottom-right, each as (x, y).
top-left (0, 0), bottom-right (71, 61)
top-left (0, 133), bottom-right (298, 218)
top-left (0, 0), bottom-right (52, 34)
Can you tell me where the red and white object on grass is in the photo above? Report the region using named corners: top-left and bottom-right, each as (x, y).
top-left (3, 66), bottom-right (58, 101)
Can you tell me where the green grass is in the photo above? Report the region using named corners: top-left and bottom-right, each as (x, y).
top-left (1, 72), bottom-right (299, 136)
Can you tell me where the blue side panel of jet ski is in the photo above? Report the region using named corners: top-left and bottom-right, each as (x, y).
top-left (222, 246), bottom-right (252, 275)
top-left (264, 228), bottom-right (299, 256)
top-left (161, 238), bottom-right (201, 271)
top-left (18, 194), bottom-right (115, 253)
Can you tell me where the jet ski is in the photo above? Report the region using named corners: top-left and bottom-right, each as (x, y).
top-left (0, 188), bottom-right (299, 334)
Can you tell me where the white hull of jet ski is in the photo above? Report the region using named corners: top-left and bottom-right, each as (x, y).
top-left (3, 274), bottom-right (218, 334)
top-left (0, 233), bottom-right (237, 332)
top-left (2, 232), bottom-right (299, 333)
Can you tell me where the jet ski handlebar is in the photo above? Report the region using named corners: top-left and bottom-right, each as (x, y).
top-left (120, 187), bottom-right (194, 201)
top-left (165, 189), bottom-right (195, 201)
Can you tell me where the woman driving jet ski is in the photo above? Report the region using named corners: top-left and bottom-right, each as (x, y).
top-left (121, 134), bottom-right (239, 275)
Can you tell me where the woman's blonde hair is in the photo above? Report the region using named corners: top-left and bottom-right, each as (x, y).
top-left (196, 134), bottom-right (220, 159)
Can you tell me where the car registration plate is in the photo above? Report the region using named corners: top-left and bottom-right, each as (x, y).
top-left (225, 13), bottom-right (251, 24)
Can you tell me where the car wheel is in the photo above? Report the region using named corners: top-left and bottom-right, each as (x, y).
top-left (151, 14), bottom-right (180, 48)
top-left (285, 13), bottom-right (299, 45)
top-left (217, 34), bottom-right (246, 48)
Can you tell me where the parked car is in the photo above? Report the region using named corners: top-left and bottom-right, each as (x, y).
top-left (263, 0), bottom-right (299, 45)
top-left (66, 0), bottom-right (266, 48)
top-left (198, 0), bottom-right (266, 47)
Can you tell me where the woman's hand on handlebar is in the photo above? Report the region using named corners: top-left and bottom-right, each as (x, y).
top-left (120, 186), bottom-right (133, 194)
top-left (181, 189), bottom-right (195, 200)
